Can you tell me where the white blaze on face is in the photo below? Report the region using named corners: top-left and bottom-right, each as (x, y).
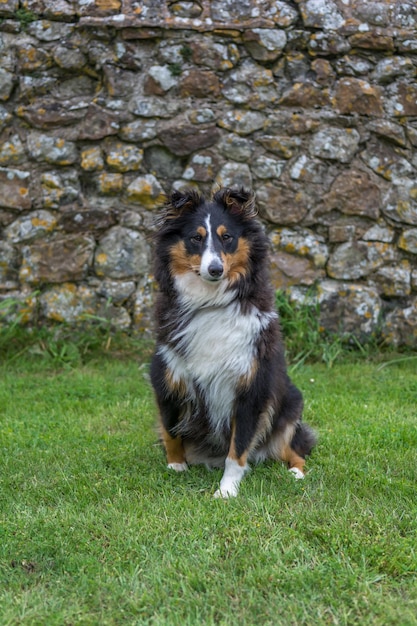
top-left (199, 215), bottom-right (224, 281)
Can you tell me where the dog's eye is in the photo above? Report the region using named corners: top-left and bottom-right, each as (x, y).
top-left (222, 233), bottom-right (232, 242)
top-left (190, 234), bottom-right (202, 244)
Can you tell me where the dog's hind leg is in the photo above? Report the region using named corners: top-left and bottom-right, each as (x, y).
top-left (284, 421), bottom-right (317, 479)
top-left (159, 422), bottom-right (188, 471)
top-left (281, 443), bottom-right (306, 479)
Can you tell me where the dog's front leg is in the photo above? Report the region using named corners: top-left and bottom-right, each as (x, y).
top-left (214, 417), bottom-right (253, 499)
top-left (214, 454), bottom-right (249, 499)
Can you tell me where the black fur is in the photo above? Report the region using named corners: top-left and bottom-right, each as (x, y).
top-left (150, 187), bottom-right (316, 497)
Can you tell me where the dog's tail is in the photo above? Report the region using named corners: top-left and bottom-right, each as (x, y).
top-left (290, 422), bottom-right (317, 458)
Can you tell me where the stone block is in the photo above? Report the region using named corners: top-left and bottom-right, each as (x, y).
top-left (270, 251), bottom-right (323, 289)
top-left (298, 0), bottom-right (344, 30)
top-left (0, 292), bottom-right (36, 325)
top-left (334, 78), bottom-right (384, 116)
top-left (20, 235), bottom-right (95, 284)
top-left (327, 241), bottom-right (396, 280)
top-left (39, 283), bottom-right (97, 323)
top-left (94, 226), bottom-right (150, 279)
top-left (214, 162), bottom-right (252, 190)
top-left (219, 135), bottom-right (253, 162)
top-left (385, 82), bottom-right (417, 117)
top-left (159, 123), bottom-right (220, 156)
top-left (256, 182), bottom-right (308, 225)
top-left (222, 61), bottom-right (277, 109)
top-left (96, 279), bottom-right (136, 304)
top-left (81, 146), bottom-right (104, 171)
top-left (59, 209), bottom-right (117, 233)
top-left (0, 0), bottom-right (19, 14)
top-left (0, 68), bottom-right (15, 101)
top-left (0, 168), bottom-right (32, 211)
top-left (27, 132), bottom-right (78, 165)
top-left (310, 127), bottom-right (360, 163)
top-left (105, 143), bottom-right (143, 172)
top-left (257, 135), bottom-right (300, 159)
top-left (279, 83), bottom-right (329, 108)
top-left (17, 43), bottom-right (52, 72)
top-left (146, 65), bottom-right (177, 93)
top-left (271, 228), bottom-right (329, 268)
top-left (40, 170), bottom-right (80, 209)
top-left (218, 110), bottom-right (265, 136)
top-left (53, 44), bottom-right (87, 70)
top-left (0, 240), bottom-right (19, 287)
top-left (16, 98), bottom-right (88, 129)
top-left (323, 169), bottom-right (381, 219)
top-left (383, 179), bottom-right (417, 226)
top-left (133, 275), bottom-right (157, 335)
top-left (126, 174), bottom-right (165, 208)
top-left (373, 262), bottom-right (411, 297)
top-left (398, 228), bottom-right (417, 254)
top-left (119, 119), bottom-right (158, 142)
top-left (0, 135), bottom-right (26, 165)
top-left (252, 156), bottom-right (285, 180)
top-left (317, 281), bottom-right (382, 338)
top-left (361, 138), bottom-right (413, 182)
top-left (382, 298), bottom-right (417, 347)
top-left (179, 70), bottom-right (221, 98)
top-left (97, 172), bottom-right (124, 195)
top-left (188, 40), bottom-right (239, 72)
top-left (182, 152), bottom-right (218, 183)
top-left (348, 32), bottom-right (394, 52)
top-left (5, 210), bottom-right (57, 243)
top-left (243, 28), bottom-right (286, 62)
top-left (143, 146), bottom-right (184, 180)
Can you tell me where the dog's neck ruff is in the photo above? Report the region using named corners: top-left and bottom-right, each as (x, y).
top-left (174, 272), bottom-right (236, 311)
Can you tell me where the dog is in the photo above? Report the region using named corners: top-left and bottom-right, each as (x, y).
top-left (150, 187), bottom-right (316, 498)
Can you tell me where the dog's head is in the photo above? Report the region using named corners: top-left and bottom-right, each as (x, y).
top-left (154, 188), bottom-right (264, 293)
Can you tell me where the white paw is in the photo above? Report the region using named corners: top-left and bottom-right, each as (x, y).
top-left (289, 467), bottom-right (305, 480)
top-left (213, 486), bottom-right (238, 499)
top-left (167, 462), bottom-right (188, 472)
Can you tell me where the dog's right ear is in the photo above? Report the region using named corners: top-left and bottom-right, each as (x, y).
top-left (164, 189), bottom-right (203, 219)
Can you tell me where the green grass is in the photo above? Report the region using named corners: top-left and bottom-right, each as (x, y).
top-left (1, 352), bottom-right (416, 625)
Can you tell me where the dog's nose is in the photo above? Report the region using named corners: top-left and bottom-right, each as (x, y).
top-left (208, 261), bottom-right (224, 278)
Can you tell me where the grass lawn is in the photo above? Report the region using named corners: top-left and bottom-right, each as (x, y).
top-left (0, 350), bottom-right (416, 625)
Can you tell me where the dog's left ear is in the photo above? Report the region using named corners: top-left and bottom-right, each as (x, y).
top-left (214, 187), bottom-right (257, 219)
top-left (164, 189), bottom-right (203, 219)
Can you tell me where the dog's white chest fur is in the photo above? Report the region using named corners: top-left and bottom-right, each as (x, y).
top-left (159, 300), bottom-right (276, 432)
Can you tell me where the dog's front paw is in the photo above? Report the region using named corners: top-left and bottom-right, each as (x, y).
top-left (167, 462), bottom-right (188, 472)
top-left (213, 485), bottom-right (238, 499)
top-left (289, 467), bottom-right (305, 480)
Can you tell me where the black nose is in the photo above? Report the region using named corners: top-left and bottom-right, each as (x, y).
top-left (208, 262), bottom-right (224, 278)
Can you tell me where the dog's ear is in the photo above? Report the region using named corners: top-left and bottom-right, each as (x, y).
top-left (214, 187), bottom-right (257, 219)
top-left (164, 189), bottom-right (203, 219)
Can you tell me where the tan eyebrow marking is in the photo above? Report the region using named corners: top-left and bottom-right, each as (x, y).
top-left (197, 226), bottom-right (206, 237)
top-left (217, 225), bottom-right (228, 237)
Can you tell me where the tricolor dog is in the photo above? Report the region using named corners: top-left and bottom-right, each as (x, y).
top-left (150, 187), bottom-right (316, 498)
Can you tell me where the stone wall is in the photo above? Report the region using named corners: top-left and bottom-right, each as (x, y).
top-left (1, 0), bottom-right (417, 345)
